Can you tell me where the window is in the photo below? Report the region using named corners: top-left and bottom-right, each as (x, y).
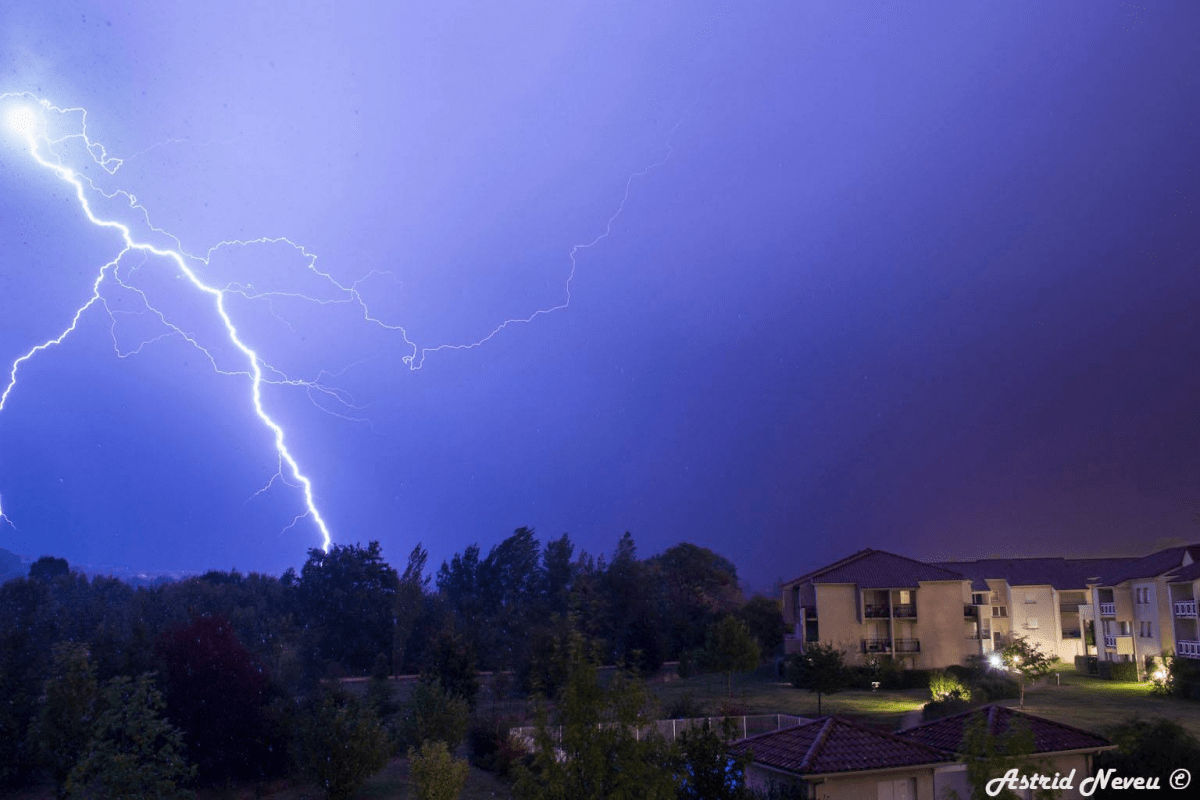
top-left (1140, 621), bottom-right (1153, 638)
top-left (878, 777), bottom-right (916, 800)
top-left (972, 593), bottom-right (987, 605)
top-left (992, 607), bottom-right (1007, 617)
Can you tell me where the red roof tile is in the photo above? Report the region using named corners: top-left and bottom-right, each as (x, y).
top-left (728, 717), bottom-right (955, 776)
top-left (898, 705), bottom-right (1110, 755)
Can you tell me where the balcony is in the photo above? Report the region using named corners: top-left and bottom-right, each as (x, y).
top-left (861, 638), bottom-right (892, 654)
top-left (893, 604), bottom-right (917, 619)
top-left (894, 638), bottom-right (921, 653)
top-left (1178, 640), bottom-right (1200, 659)
top-left (863, 605), bottom-right (891, 619)
top-left (1104, 634), bottom-right (1116, 649)
top-left (964, 605), bottom-right (979, 618)
top-left (1099, 602), bottom-right (1116, 617)
top-left (1175, 600), bottom-right (1197, 617)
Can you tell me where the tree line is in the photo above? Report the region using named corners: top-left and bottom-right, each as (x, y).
top-left (0, 529), bottom-right (784, 796)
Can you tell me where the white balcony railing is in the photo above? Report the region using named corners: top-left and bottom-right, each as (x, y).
top-left (1177, 640), bottom-right (1200, 659)
top-left (1104, 634), bottom-right (1116, 649)
top-left (1175, 600), bottom-right (1197, 617)
top-left (1099, 602), bottom-right (1116, 616)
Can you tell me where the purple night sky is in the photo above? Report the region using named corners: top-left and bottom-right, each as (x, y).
top-left (1, 2), bottom-right (1198, 590)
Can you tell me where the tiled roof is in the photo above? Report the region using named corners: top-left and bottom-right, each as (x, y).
top-left (1100, 545), bottom-right (1200, 586)
top-left (934, 558), bottom-right (1138, 591)
top-left (786, 549), bottom-right (967, 590)
top-left (898, 705), bottom-right (1111, 755)
top-left (729, 717), bottom-right (955, 776)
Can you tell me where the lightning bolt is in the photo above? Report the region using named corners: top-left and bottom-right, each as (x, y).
top-left (2, 94), bottom-right (332, 551)
top-left (1, 92), bottom-right (679, 558)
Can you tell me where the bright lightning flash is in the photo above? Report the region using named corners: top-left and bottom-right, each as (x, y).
top-left (0, 92), bottom-right (677, 558)
top-left (1, 95), bottom-right (331, 551)
top-left (5, 105), bottom-right (37, 138)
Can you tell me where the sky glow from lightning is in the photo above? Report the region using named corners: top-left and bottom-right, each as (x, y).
top-left (0, 92), bottom-right (675, 558)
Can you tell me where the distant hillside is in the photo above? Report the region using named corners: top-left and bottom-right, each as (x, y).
top-left (0, 547), bottom-right (29, 583)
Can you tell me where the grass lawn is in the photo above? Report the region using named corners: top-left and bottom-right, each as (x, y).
top-left (648, 664), bottom-right (927, 730)
top-left (648, 663), bottom-right (1200, 739)
top-left (1014, 665), bottom-right (1200, 740)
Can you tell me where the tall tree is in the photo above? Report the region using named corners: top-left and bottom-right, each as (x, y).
top-left (514, 638), bottom-right (676, 800)
top-left (648, 543), bottom-right (743, 658)
top-left (65, 674), bottom-right (195, 800)
top-left (296, 541), bottom-right (401, 674)
top-left (156, 614), bottom-right (284, 783)
top-left (737, 595), bottom-right (785, 657)
top-left (32, 642), bottom-right (99, 797)
top-left (703, 615), bottom-right (762, 696)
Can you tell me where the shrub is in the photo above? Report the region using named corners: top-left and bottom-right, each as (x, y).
top-left (408, 740), bottom-right (469, 800)
top-left (928, 669), bottom-right (971, 702)
top-left (922, 696), bottom-right (972, 721)
top-left (663, 691), bottom-right (704, 720)
top-left (972, 672), bottom-right (1020, 702)
top-left (1097, 661), bottom-right (1139, 682)
top-left (292, 691), bottom-right (390, 800)
top-left (396, 678), bottom-right (470, 752)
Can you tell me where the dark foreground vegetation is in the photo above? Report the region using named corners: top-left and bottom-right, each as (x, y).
top-left (0, 529), bottom-right (787, 798)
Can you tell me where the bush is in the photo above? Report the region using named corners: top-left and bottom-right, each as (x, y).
top-left (945, 664), bottom-right (974, 683)
top-left (396, 679), bottom-right (470, 752)
top-left (1074, 655), bottom-right (1098, 675)
top-left (1096, 661), bottom-right (1139, 682)
top-left (664, 691), bottom-right (704, 720)
top-left (292, 691), bottom-right (390, 800)
top-left (408, 740), bottom-right (469, 800)
top-left (922, 696), bottom-right (972, 721)
top-left (928, 670), bottom-right (971, 702)
top-left (972, 672), bottom-right (1020, 702)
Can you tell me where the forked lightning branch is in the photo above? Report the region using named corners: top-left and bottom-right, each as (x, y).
top-left (0, 93), bottom-right (675, 552)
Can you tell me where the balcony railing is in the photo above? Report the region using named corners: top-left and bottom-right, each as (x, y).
top-left (893, 604), bottom-right (917, 619)
top-left (1062, 629), bottom-right (1082, 639)
top-left (894, 638), bottom-right (921, 653)
top-left (1175, 600), bottom-right (1197, 617)
top-left (861, 638), bottom-right (892, 654)
top-left (1178, 640), bottom-right (1200, 659)
top-left (863, 605), bottom-right (891, 619)
top-left (1104, 634), bottom-right (1116, 649)
top-left (1099, 602), bottom-right (1116, 617)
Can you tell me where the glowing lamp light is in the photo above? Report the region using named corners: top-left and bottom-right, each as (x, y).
top-left (987, 653), bottom-right (1005, 670)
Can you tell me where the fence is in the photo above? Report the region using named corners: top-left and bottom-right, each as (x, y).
top-left (511, 713), bottom-right (806, 751)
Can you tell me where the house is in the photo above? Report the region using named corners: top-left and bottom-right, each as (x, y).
top-left (898, 705), bottom-right (1115, 800)
top-left (728, 715), bottom-right (957, 799)
top-left (780, 549), bottom-right (977, 668)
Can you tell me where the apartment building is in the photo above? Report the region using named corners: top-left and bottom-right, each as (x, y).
top-left (934, 558), bottom-right (1134, 663)
top-left (782, 545), bottom-right (1200, 670)
top-left (781, 549), bottom-right (978, 668)
top-left (1080, 545), bottom-right (1200, 674)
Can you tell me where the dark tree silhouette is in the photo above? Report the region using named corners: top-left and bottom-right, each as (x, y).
top-left (156, 614), bottom-right (283, 783)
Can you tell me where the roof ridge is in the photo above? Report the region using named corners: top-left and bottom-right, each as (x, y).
top-left (798, 717), bottom-right (835, 772)
top-left (786, 549), bottom-right (877, 585)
